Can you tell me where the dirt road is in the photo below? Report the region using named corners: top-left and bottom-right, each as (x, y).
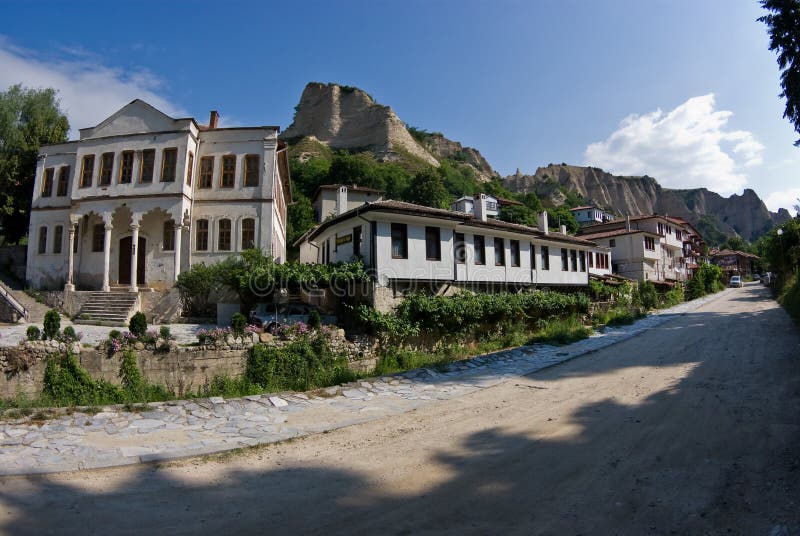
top-left (1, 283), bottom-right (798, 535)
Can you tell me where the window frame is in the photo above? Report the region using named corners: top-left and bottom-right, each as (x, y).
top-left (41, 167), bottom-right (54, 197)
top-left (195, 219), bottom-right (209, 251)
top-left (494, 237), bottom-right (505, 266)
top-left (38, 226), bottom-right (47, 255)
top-left (99, 152), bottom-right (114, 186)
top-left (220, 155), bottom-right (236, 188)
top-left (353, 225), bottom-right (362, 258)
top-left (390, 223), bottom-right (408, 259)
top-left (454, 232), bottom-right (466, 264)
top-left (217, 218), bottom-right (232, 251)
top-left (541, 245), bottom-right (550, 270)
top-left (644, 236), bottom-right (655, 251)
top-left (140, 149), bottom-right (155, 183)
top-left (119, 150), bottom-right (134, 184)
top-left (241, 218), bottom-right (256, 250)
top-left (510, 239), bottom-right (520, 267)
top-left (579, 250), bottom-right (586, 272)
top-left (425, 226), bottom-right (441, 261)
top-left (561, 248), bottom-right (569, 271)
top-left (186, 152), bottom-right (194, 186)
top-left (163, 221), bottom-right (175, 251)
top-left (474, 235), bottom-right (486, 265)
top-left (80, 154), bottom-right (95, 188)
top-left (571, 249), bottom-right (578, 272)
top-left (160, 147), bottom-right (178, 183)
top-left (53, 225), bottom-right (63, 254)
top-left (198, 156), bottom-right (214, 189)
top-left (56, 166), bottom-right (70, 196)
top-left (530, 243), bottom-right (536, 270)
top-left (92, 224), bottom-right (104, 252)
top-left (244, 154), bottom-right (260, 187)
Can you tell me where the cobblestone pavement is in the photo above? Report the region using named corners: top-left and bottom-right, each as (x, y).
top-left (0, 322), bottom-right (212, 347)
top-left (0, 291), bottom-right (730, 476)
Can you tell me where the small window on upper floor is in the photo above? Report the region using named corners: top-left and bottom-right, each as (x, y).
top-left (199, 156), bottom-right (213, 189)
top-left (161, 148), bottom-right (177, 182)
top-left (474, 235), bottom-right (486, 265)
top-left (609, 239), bottom-right (616, 247)
top-left (541, 245), bottom-right (550, 270)
top-left (221, 155), bottom-right (236, 188)
top-left (57, 166), bottom-right (70, 196)
top-left (41, 168), bottom-right (54, 197)
top-left (196, 219), bottom-right (209, 251)
top-left (140, 149), bottom-right (155, 183)
top-left (38, 226), bottom-right (47, 254)
top-left (454, 232), bottom-right (466, 264)
top-left (244, 155), bottom-right (259, 187)
top-left (119, 151), bottom-right (134, 184)
top-left (80, 155), bottom-right (95, 188)
top-left (494, 237), bottom-right (505, 266)
top-left (391, 223), bottom-right (408, 259)
top-left (99, 152), bottom-right (114, 186)
top-left (218, 219), bottom-right (232, 251)
top-left (425, 226), bottom-right (441, 261)
top-left (186, 152), bottom-right (194, 186)
top-left (510, 240), bottom-right (520, 267)
top-left (241, 218), bottom-right (255, 250)
top-left (561, 248), bottom-right (569, 271)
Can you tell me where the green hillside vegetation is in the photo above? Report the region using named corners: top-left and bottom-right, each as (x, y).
top-left (285, 137), bottom-right (579, 249)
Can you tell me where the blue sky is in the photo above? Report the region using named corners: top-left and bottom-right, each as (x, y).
top-left (1, 0), bottom-right (797, 213)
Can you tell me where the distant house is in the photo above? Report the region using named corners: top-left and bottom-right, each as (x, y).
top-left (570, 205), bottom-right (615, 226)
top-left (710, 249), bottom-right (758, 280)
top-left (451, 194), bottom-right (523, 219)
top-left (297, 187), bottom-right (601, 311)
top-left (312, 184), bottom-right (384, 222)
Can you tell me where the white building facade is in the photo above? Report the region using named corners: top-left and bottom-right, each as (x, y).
top-left (26, 100), bottom-right (291, 291)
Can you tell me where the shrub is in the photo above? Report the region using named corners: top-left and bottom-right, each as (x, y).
top-left (231, 312), bottom-right (247, 336)
top-left (129, 312), bottom-right (147, 337)
top-left (60, 325), bottom-right (79, 343)
top-left (43, 352), bottom-right (123, 406)
top-left (108, 329), bottom-right (122, 340)
top-left (662, 285), bottom-right (684, 308)
top-left (529, 315), bottom-right (592, 345)
top-left (26, 326), bottom-right (41, 341)
top-left (43, 309), bottom-right (61, 340)
top-left (119, 349), bottom-right (145, 397)
top-left (245, 338), bottom-right (354, 392)
top-left (159, 325), bottom-right (171, 340)
top-left (308, 309), bottom-right (321, 330)
top-left (634, 281), bottom-right (659, 310)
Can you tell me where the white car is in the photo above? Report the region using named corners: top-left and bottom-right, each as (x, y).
top-left (248, 302), bottom-right (336, 333)
top-left (729, 276), bottom-right (743, 288)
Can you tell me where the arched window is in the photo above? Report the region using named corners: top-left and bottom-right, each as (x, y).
top-left (218, 219), bottom-right (232, 251)
top-left (195, 219), bottom-right (209, 251)
top-left (241, 218), bottom-right (255, 250)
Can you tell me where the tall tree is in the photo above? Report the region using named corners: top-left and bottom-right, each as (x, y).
top-left (0, 85), bottom-right (69, 243)
top-left (759, 0), bottom-right (800, 145)
top-left (404, 168), bottom-right (451, 209)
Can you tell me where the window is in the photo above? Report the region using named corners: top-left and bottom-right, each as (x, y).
top-left (644, 236), bottom-right (655, 250)
top-left (218, 219), bottom-right (232, 251)
top-left (242, 218), bottom-right (256, 249)
top-left (196, 219), bottom-right (209, 251)
top-left (675, 229), bottom-right (682, 240)
top-left (57, 166), bottom-right (70, 196)
top-left (80, 155), bottom-right (95, 187)
top-left (38, 227), bottom-right (47, 254)
top-left (53, 225), bottom-right (63, 254)
top-left (119, 151), bottom-right (134, 183)
top-left (474, 235), bottom-right (486, 265)
top-left (221, 155), bottom-right (236, 188)
top-left (454, 232), bottom-right (466, 264)
top-left (244, 155), bottom-right (259, 187)
top-left (579, 251), bottom-right (586, 272)
top-left (541, 245), bottom-right (550, 270)
top-left (588, 252), bottom-right (594, 268)
top-left (73, 223), bottom-right (79, 253)
top-left (353, 226), bottom-right (362, 257)
top-left (140, 149), bottom-right (155, 182)
top-left (186, 152), bottom-right (194, 186)
top-left (199, 156), bottom-right (213, 188)
top-left (561, 248), bottom-right (568, 271)
top-left (163, 221), bottom-right (174, 251)
top-left (510, 240), bottom-right (520, 267)
top-left (391, 223), bottom-right (408, 259)
top-left (570, 249), bottom-right (578, 271)
top-left (92, 224), bottom-right (104, 252)
top-left (425, 226), bottom-right (441, 261)
top-left (530, 244), bottom-right (536, 269)
top-left (99, 152), bottom-right (114, 186)
top-left (494, 237), bottom-right (505, 266)
top-left (609, 239), bottom-right (616, 247)
top-left (161, 148), bottom-right (177, 182)
top-left (42, 168), bottom-right (54, 197)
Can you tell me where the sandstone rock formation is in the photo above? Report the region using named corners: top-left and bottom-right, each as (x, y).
top-left (421, 134), bottom-right (499, 182)
top-left (503, 164), bottom-right (791, 242)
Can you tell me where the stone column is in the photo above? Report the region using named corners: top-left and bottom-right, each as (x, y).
top-left (65, 224), bottom-right (76, 291)
top-left (173, 224), bottom-right (183, 281)
top-left (102, 222), bottom-right (113, 292)
top-left (129, 223), bottom-right (140, 293)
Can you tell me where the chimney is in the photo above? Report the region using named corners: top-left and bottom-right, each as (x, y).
top-left (336, 186), bottom-right (348, 216)
top-left (626, 215), bottom-right (631, 231)
top-left (474, 194), bottom-right (488, 222)
top-left (538, 211), bottom-right (549, 235)
top-left (209, 110), bottom-right (219, 129)
top-left (560, 224), bottom-right (567, 235)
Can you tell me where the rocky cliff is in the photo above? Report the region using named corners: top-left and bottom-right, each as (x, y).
top-left (503, 164), bottom-right (791, 242)
top-left (282, 83), bottom-right (498, 180)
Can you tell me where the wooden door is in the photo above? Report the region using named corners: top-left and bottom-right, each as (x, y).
top-left (119, 236), bottom-right (146, 285)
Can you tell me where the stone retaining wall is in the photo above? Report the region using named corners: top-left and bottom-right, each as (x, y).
top-left (0, 331), bottom-right (379, 399)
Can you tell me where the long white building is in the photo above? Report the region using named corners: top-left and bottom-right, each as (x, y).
top-left (26, 100), bottom-right (291, 293)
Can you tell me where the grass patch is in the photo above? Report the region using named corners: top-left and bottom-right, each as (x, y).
top-left (594, 306), bottom-right (644, 327)
top-left (529, 315), bottom-right (592, 346)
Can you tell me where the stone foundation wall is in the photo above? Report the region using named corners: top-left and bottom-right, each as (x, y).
top-left (0, 331), bottom-right (379, 400)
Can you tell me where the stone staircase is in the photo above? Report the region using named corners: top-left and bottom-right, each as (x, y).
top-left (75, 292), bottom-right (139, 326)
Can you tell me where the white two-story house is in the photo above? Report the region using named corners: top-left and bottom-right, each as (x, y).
top-left (26, 100), bottom-right (291, 293)
top-left (297, 190), bottom-right (600, 311)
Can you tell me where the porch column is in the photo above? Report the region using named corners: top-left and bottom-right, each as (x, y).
top-left (173, 224), bottom-right (183, 281)
top-left (129, 223), bottom-right (140, 293)
top-left (101, 222), bottom-right (113, 292)
top-left (65, 224), bottom-right (76, 291)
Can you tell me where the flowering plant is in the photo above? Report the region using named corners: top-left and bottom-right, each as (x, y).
top-left (197, 326), bottom-right (232, 345)
top-left (274, 321), bottom-right (309, 339)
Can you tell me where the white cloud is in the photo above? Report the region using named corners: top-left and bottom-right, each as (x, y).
top-left (765, 188), bottom-right (800, 215)
top-left (584, 94), bottom-right (765, 196)
top-left (0, 36), bottom-right (183, 137)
